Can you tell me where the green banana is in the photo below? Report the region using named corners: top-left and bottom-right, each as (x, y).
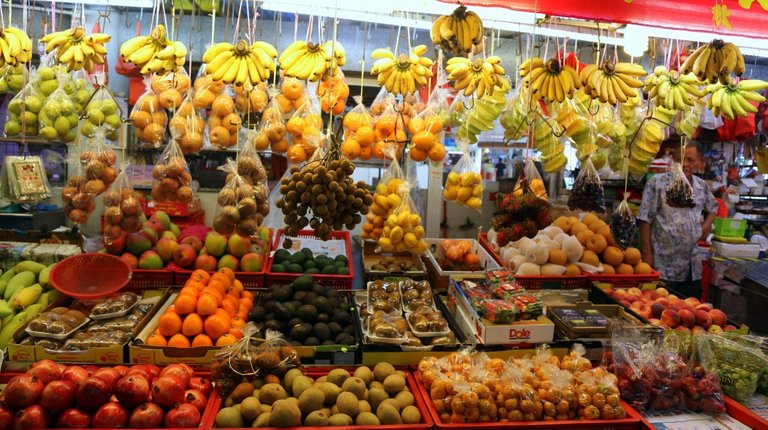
top-left (0, 311), bottom-right (27, 349)
top-left (0, 268), bottom-right (16, 297)
top-left (0, 300), bottom-right (12, 318)
top-left (24, 303), bottom-right (43, 320)
top-left (4, 271), bottom-right (35, 300)
top-left (38, 263), bottom-right (55, 288)
top-left (12, 284), bottom-right (42, 309)
top-left (13, 261), bottom-right (46, 276)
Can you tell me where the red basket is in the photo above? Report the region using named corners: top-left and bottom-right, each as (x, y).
top-left (589, 271), bottom-right (660, 289)
top-left (50, 253), bottom-right (132, 299)
top-left (203, 369), bottom-right (433, 430)
top-left (413, 372), bottom-right (642, 429)
top-left (128, 268), bottom-right (176, 288)
top-left (266, 230), bottom-right (354, 290)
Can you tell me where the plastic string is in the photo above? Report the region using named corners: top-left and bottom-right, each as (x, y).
top-left (232, 0), bottom-right (244, 45)
top-left (360, 21), bottom-right (368, 100)
top-left (210, 6), bottom-right (215, 47)
top-left (326, 0), bottom-right (340, 137)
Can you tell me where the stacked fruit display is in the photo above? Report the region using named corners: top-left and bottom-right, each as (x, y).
top-left (0, 261), bottom-right (59, 349)
top-left (248, 275), bottom-right (356, 346)
top-left (216, 363), bottom-right (421, 427)
top-left (596, 283), bottom-right (735, 333)
top-left (0, 360), bottom-right (209, 428)
top-left (147, 269), bottom-right (254, 347)
top-left (270, 249), bottom-right (349, 276)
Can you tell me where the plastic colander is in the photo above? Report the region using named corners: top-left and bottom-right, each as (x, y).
top-left (49, 253), bottom-right (132, 299)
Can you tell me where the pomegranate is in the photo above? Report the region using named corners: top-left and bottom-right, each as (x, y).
top-left (146, 365), bottom-right (161, 379)
top-left (113, 365), bottom-right (129, 377)
top-left (0, 405), bottom-right (14, 429)
top-left (124, 367), bottom-right (151, 384)
top-left (187, 377), bottom-right (212, 397)
top-left (84, 365), bottom-right (100, 374)
top-left (92, 367), bottom-right (121, 390)
top-left (184, 389), bottom-right (207, 413)
top-left (92, 402), bottom-right (129, 428)
top-left (3, 376), bottom-right (44, 409)
top-left (26, 360), bottom-right (61, 385)
top-left (128, 403), bottom-right (164, 428)
top-left (56, 408), bottom-right (91, 429)
top-left (178, 364), bottom-right (194, 377)
top-left (13, 405), bottom-right (50, 430)
top-left (61, 366), bottom-right (89, 387)
top-left (151, 376), bottom-right (185, 408)
top-left (164, 403), bottom-right (201, 428)
top-left (159, 364), bottom-right (192, 388)
top-left (76, 377), bottom-right (111, 410)
top-left (40, 380), bottom-right (76, 413)
top-left (114, 375), bottom-right (150, 408)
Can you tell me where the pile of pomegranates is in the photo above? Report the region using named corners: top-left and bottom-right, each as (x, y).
top-left (0, 360), bottom-right (211, 429)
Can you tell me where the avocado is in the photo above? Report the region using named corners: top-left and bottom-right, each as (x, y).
top-left (306, 268), bottom-right (320, 274)
top-left (287, 263), bottom-right (304, 273)
top-left (289, 323), bottom-right (312, 341)
top-left (301, 248), bottom-right (314, 260)
top-left (334, 260), bottom-right (347, 269)
top-left (289, 252), bottom-right (307, 265)
top-left (274, 249), bottom-right (291, 263)
top-left (331, 309), bottom-right (351, 325)
top-left (316, 313), bottom-right (330, 323)
top-left (321, 265), bottom-right (338, 275)
top-left (337, 334), bottom-right (355, 345)
top-left (274, 303), bottom-right (293, 321)
top-left (304, 336), bottom-right (320, 346)
top-left (312, 284), bottom-right (327, 296)
top-left (293, 291), bottom-right (307, 302)
top-left (296, 304), bottom-right (318, 322)
top-left (328, 322), bottom-right (342, 334)
top-left (264, 320), bottom-right (285, 332)
top-left (290, 340), bottom-right (302, 346)
top-left (248, 305), bottom-right (266, 322)
top-left (313, 297), bottom-right (333, 314)
top-left (337, 267), bottom-right (350, 275)
top-left (272, 285), bottom-right (293, 302)
top-left (342, 325), bottom-right (356, 335)
top-left (303, 261), bottom-right (317, 271)
top-left (271, 263), bottom-right (286, 273)
top-left (335, 255), bottom-right (348, 264)
top-left (293, 275), bottom-right (314, 291)
top-left (322, 340), bottom-right (335, 345)
top-left (302, 292), bottom-right (317, 304)
top-left (288, 318), bottom-right (303, 327)
top-left (314, 322), bottom-right (331, 341)
top-left (314, 256), bottom-right (330, 269)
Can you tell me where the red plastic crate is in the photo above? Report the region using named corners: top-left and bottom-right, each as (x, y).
top-left (203, 369), bottom-right (433, 429)
top-left (637, 396), bottom-right (764, 429)
top-left (266, 229), bottom-right (354, 290)
top-left (128, 268), bottom-right (175, 288)
top-left (0, 371), bottom-right (217, 429)
top-left (589, 272), bottom-right (660, 289)
top-left (413, 372), bottom-right (643, 429)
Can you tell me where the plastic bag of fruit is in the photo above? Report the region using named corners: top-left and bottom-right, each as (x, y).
top-left (696, 332), bottom-right (765, 404)
top-left (102, 163), bottom-right (143, 245)
top-left (676, 335), bottom-right (727, 414)
top-left (610, 325), bottom-right (664, 412)
top-left (192, 68), bottom-right (226, 110)
top-left (234, 81), bottom-right (269, 127)
top-left (720, 332), bottom-right (768, 395)
top-left (62, 150), bottom-right (95, 225)
top-left (647, 338), bottom-right (689, 412)
top-left (3, 69), bottom-right (42, 138)
top-left (151, 140), bottom-right (194, 204)
top-left (665, 162), bottom-right (696, 208)
top-left (317, 70), bottom-right (350, 116)
top-left (277, 77), bottom-right (308, 118)
top-left (378, 177), bottom-right (428, 254)
top-left (81, 85), bottom-right (123, 143)
top-left (610, 193), bottom-right (637, 250)
top-left (362, 144), bottom-right (403, 240)
top-left (567, 156), bottom-right (606, 212)
top-left (0, 64), bottom-right (27, 95)
top-left (81, 133), bottom-right (118, 194)
top-left (170, 89), bottom-right (205, 154)
top-left (253, 90), bottom-right (288, 153)
top-left (36, 69), bottom-right (79, 143)
top-left (150, 69), bottom-right (191, 111)
top-left (341, 96), bottom-right (375, 160)
top-left (512, 158), bottom-right (547, 200)
top-left (211, 326), bottom-right (300, 397)
top-left (408, 92), bottom-right (447, 163)
top-left (213, 158), bottom-right (263, 237)
top-left (130, 77), bottom-right (168, 147)
top-left (207, 87), bottom-right (241, 150)
top-left (286, 94), bottom-right (323, 164)
top-left (444, 139), bottom-right (482, 211)
top-left (373, 102), bottom-right (407, 160)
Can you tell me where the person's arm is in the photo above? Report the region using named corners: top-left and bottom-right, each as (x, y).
top-left (700, 181), bottom-right (719, 241)
top-left (639, 221), bottom-right (654, 267)
top-left (701, 212), bottom-right (716, 241)
top-left (637, 177), bottom-right (658, 268)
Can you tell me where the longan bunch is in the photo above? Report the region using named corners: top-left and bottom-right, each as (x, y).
top-left (276, 155), bottom-right (373, 247)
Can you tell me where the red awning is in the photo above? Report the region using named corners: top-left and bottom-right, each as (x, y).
top-left (440, 0), bottom-right (768, 39)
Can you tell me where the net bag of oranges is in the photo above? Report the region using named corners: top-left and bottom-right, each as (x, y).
top-left (444, 139), bottom-right (483, 211)
top-left (407, 89), bottom-right (448, 163)
top-left (285, 94), bottom-right (323, 164)
top-left (341, 96), bottom-right (375, 160)
top-left (317, 70), bottom-right (350, 116)
top-left (151, 140), bottom-right (194, 204)
top-left (169, 89), bottom-right (205, 154)
top-left (130, 77), bottom-right (168, 147)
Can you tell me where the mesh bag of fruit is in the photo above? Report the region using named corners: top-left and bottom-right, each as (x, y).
top-left (568, 156), bottom-right (606, 212)
top-left (151, 140), bottom-right (194, 204)
top-left (211, 326), bottom-right (301, 397)
top-left (102, 164), bottom-right (142, 246)
top-left (130, 77), bottom-right (167, 147)
top-left (610, 193), bottom-right (637, 250)
top-left (719, 333), bottom-right (768, 395)
top-left (444, 139), bottom-right (482, 211)
top-left (317, 70), bottom-right (350, 116)
top-left (512, 158), bottom-right (547, 200)
top-left (234, 81), bottom-right (268, 127)
top-left (80, 84), bottom-right (123, 142)
top-left (235, 144), bottom-right (270, 228)
top-left (169, 89), bottom-right (205, 154)
top-left (3, 68), bottom-right (42, 138)
top-left (191, 68), bottom-right (226, 111)
top-left (696, 333), bottom-right (765, 404)
top-left (213, 159), bottom-right (257, 236)
top-left (665, 162), bottom-right (696, 208)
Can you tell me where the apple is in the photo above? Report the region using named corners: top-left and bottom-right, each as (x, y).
top-left (709, 309), bottom-right (727, 327)
top-left (708, 325), bottom-right (723, 333)
top-left (696, 303), bottom-right (714, 312)
top-left (684, 297), bottom-right (701, 307)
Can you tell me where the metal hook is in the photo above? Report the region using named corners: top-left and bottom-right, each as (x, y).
top-left (588, 100), bottom-right (600, 116)
top-left (462, 96), bottom-right (475, 110)
top-left (532, 39), bottom-right (544, 58)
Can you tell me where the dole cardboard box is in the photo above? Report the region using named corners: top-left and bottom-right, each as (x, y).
top-left (448, 279), bottom-right (554, 345)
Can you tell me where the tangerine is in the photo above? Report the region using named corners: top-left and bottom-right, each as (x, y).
top-left (168, 333), bottom-right (191, 348)
top-left (191, 334), bottom-right (213, 347)
top-left (196, 294), bottom-right (218, 316)
top-left (204, 316), bottom-right (230, 340)
top-left (146, 332), bottom-right (167, 346)
top-left (158, 312), bottom-right (183, 337)
top-left (174, 293), bottom-right (197, 315)
top-left (215, 333), bottom-right (237, 346)
top-left (182, 313), bottom-right (204, 337)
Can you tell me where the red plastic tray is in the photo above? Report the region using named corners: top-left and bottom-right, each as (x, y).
top-left (413, 372), bottom-right (643, 429)
top-left (266, 229), bottom-right (354, 290)
top-left (589, 272), bottom-right (660, 289)
top-left (479, 233), bottom-right (590, 290)
top-left (0, 370), bottom-right (217, 430)
top-left (128, 268), bottom-right (175, 288)
top-left (637, 396), bottom-right (765, 429)
top-left (204, 369), bottom-right (433, 429)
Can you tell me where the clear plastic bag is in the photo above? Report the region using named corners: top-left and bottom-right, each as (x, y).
top-left (675, 104), bottom-right (702, 138)
top-left (568, 157), bottom-right (606, 212)
top-left (681, 336), bottom-right (726, 414)
top-left (81, 85), bottom-right (123, 142)
top-left (254, 92), bottom-right (288, 153)
top-left (214, 158), bottom-right (266, 237)
top-left (446, 93), bottom-right (469, 130)
top-left (103, 164), bottom-right (142, 246)
top-left (317, 70), bottom-right (350, 116)
top-left (610, 326), bottom-right (664, 412)
top-left (234, 81), bottom-right (268, 126)
top-left (277, 77), bottom-right (308, 117)
top-left (170, 89), bottom-right (205, 154)
top-left (665, 162), bottom-right (696, 208)
top-left (81, 134), bottom-right (118, 194)
top-left (444, 140), bottom-right (482, 211)
top-left (285, 94), bottom-right (323, 164)
top-left (500, 90), bottom-right (530, 141)
top-left (149, 69), bottom-right (191, 111)
top-left (341, 96), bottom-right (375, 161)
top-left (130, 78), bottom-right (168, 147)
top-left (362, 144), bottom-right (403, 241)
top-left (4, 155), bottom-right (52, 203)
top-left (696, 333), bottom-right (765, 404)
top-left (373, 102), bottom-right (407, 160)
top-left (207, 86), bottom-right (240, 149)
top-left (62, 151), bottom-right (95, 225)
top-left (192, 69), bottom-right (226, 110)
top-left (38, 70), bottom-right (79, 143)
top-left (378, 179), bottom-right (428, 254)
top-left (0, 64), bottom-right (27, 95)
top-left (513, 158), bottom-right (547, 200)
top-left (610, 193), bottom-right (638, 250)
top-left (151, 140), bottom-right (194, 204)
top-left (408, 92), bottom-right (447, 163)
top-left (3, 69), bottom-right (42, 138)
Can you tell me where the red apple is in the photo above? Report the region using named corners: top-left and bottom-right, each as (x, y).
top-left (695, 310), bottom-right (712, 328)
top-left (696, 303), bottom-right (714, 312)
top-left (678, 309), bottom-right (695, 328)
top-left (661, 309), bottom-right (680, 328)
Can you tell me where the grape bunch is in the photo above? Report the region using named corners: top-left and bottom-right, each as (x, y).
top-left (276, 156), bottom-right (373, 247)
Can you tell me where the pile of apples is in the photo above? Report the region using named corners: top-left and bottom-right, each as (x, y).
top-left (597, 284), bottom-right (736, 333)
top-left (0, 360), bottom-right (211, 428)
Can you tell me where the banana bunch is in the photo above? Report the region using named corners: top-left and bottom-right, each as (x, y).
top-left (706, 79), bottom-right (768, 119)
top-left (531, 116), bottom-right (568, 173)
top-left (456, 79), bottom-right (510, 144)
top-left (446, 56), bottom-right (507, 98)
top-left (203, 40), bottom-right (277, 86)
top-left (681, 39), bottom-right (744, 84)
top-left (430, 5), bottom-right (483, 56)
top-left (519, 57), bottom-right (580, 102)
top-left (120, 25), bottom-right (187, 75)
top-left (644, 65), bottom-right (704, 110)
top-left (628, 106), bottom-right (676, 177)
top-left (40, 27), bottom-right (109, 72)
top-left (580, 61), bottom-right (646, 104)
top-left (0, 27), bottom-right (32, 67)
top-left (278, 40), bottom-right (346, 82)
top-left (370, 45), bottom-right (434, 96)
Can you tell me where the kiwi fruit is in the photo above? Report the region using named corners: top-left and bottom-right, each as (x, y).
top-left (316, 382), bottom-right (341, 405)
top-left (353, 366), bottom-right (373, 386)
top-left (297, 388), bottom-right (325, 414)
top-left (373, 362), bottom-right (396, 383)
top-left (401, 405), bottom-right (422, 424)
top-left (336, 392), bottom-right (359, 417)
top-left (304, 410), bottom-right (329, 426)
top-left (258, 383), bottom-right (288, 405)
top-left (269, 399), bottom-right (301, 427)
top-left (328, 413), bottom-right (353, 426)
top-left (341, 377), bottom-right (367, 400)
top-left (240, 397), bottom-right (261, 421)
top-left (377, 404), bottom-right (402, 425)
top-left (355, 412), bottom-right (380, 425)
top-left (383, 374), bottom-right (406, 395)
top-left (327, 368), bottom-right (350, 387)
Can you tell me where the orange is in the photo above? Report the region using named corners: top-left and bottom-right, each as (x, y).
top-left (186, 278), bottom-right (208, 290)
top-left (136, 94), bottom-right (161, 112)
top-left (168, 333), bottom-right (191, 348)
top-left (281, 78), bottom-right (304, 100)
top-left (215, 333), bottom-right (238, 346)
top-left (158, 312), bottom-right (183, 337)
top-left (204, 316), bottom-right (230, 340)
top-left (286, 117), bottom-right (306, 136)
top-left (376, 115), bottom-right (396, 136)
top-left (341, 139), bottom-right (361, 159)
top-left (159, 89), bottom-right (183, 109)
top-left (275, 94), bottom-right (294, 113)
top-left (211, 95), bottom-right (235, 117)
top-left (287, 144), bottom-right (307, 164)
top-left (424, 115), bottom-right (444, 134)
top-left (221, 300), bottom-right (238, 317)
top-left (146, 332), bottom-right (167, 346)
top-left (182, 313), bottom-right (204, 337)
top-left (213, 308), bottom-right (231, 323)
top-left (179, 285), bottom-right (200, 297)
top-left (359, 146), bottom-right (373, 160)
top-left (253, 132), bottom-right (270, 150)
top-left (228, 327), bottom-right (244, 339)
top-left (209, 80), bottom-right (225, 93)
top-left (271, 138), bottom-right (289, 153)
top-left (305, 115), bottom-right (323, 130)
top-left (223, 294), bottom-right (240, 307)
top-left (241, 291), bottom-right (254, 302)
top-left (142, 123), bottom-right (165, 144)
top-left (408, 117), bottom-right (425, 134)
top-left (213, 271), bottom-right (233, 287)
top-left (372, 141), bottom-right (388, 159)
top-left (427, 144), bottom-right (447, 162)
top-left (412, 130), bottom-right (436, 151)
top-left (174, 293), bottom-right (197, 314)
top-left (292, 95), bottom-right (307, 110)
top-left (236, 311), bottom-right (248, 322)
top-left (240, 298), bottom-right (253, 310)
top-left (130, 110), bottom-right (152, 128)
top-left (222, 113), bottom-right (242, 134)
top-left (231, 280), bottom-right (244, 295)
top-left (248, 89), bottom-right (268, 112)
top-left (230, 317), bottom-right (246, 328)
top-left (207, 114), bottom-right (222, 129)
top-left (409, 147), bottom-right (428, 162)
top-left (343, 112), bottom-right (364, 131)
top-left (193, 89), bottom-right (216, 109)
top-left (196, 294), bottom-right (218, 316)
top-left (356, 126), bottom-right (374, 146)
top-left (191, 334), bottom-right (213, 347)
top-left (151, 111), bottom-right (168, 126)
top-left (209, 126), bottom-right (232, 148)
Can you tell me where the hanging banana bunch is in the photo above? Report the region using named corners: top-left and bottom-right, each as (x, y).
top-left (203, 40), bottom-right (278, 86)
top-left (519, 57), bottom-right (580, 103)
top-left (446, 56), bottom-right (508, 99)
top-left (370, 45), bottom-right (434, 96)
top-left (430, 5), bottom-right (484, 56)
top-left (40, 26), bottom-right (110, 72)
top-left (681, 39), bottom-right (744, 84)
top-left (120, 25), bottom-right (187, 75)
top-left (580, 61), bottom-right (646, 104)
top-left (0, 27), bottom-right (32, 66)
top-left (278, 40), bottom-right (346, 82)
top-left (643, 65), bottom-right (704, 111)
top-left (707, 79), bottom-right (768, 119)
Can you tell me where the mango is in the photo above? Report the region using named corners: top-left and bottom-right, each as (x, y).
top-left (0, 300), bottom-right (12, 318)
top-left (0, 311), bottom-right (27, 348)
top-left (0, 268), bottom-right (16, 296)
top-left (240, 253), bottom-right (263, 272)
top-left (5, 271), bottom-right (36, 300)
top-left (227, 234), bottom-right (251, 258)
top-left (156, 238), bottom-right (179, 262)
top-left (13, 261), bottom-right (46, 275)
top-left (204, 232), bottom-right (228, 257)
top-left (38, 263), bottom-right (55, 287)
top-left (138, 250), bottom-right (164, 269)
top-left (12, 284), bottom-right (42, 309)
top-left (218, 254), bottom-right (240, 271)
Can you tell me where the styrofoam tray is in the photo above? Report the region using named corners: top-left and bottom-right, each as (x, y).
top-left (26, 318), bottom-right (91, 340)
top-left (89, 300), bottom-right (139, 321)
top-left (407, 316), bottom-right (451, 338)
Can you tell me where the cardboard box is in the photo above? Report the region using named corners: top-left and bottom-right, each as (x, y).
top-left (546, 301), bottom-right (646, 339)
top-left (8, 289), bottom-right (169, 364)
top-left (361, 240), bottom-right (427, 282)
top-left (424, 239), bottom-right (501, 290)
top-left (0, 241), bottom-right (82, 272)
top-left (449, 280), bottom-right (554, 345)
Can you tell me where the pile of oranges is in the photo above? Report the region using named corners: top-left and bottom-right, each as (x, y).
top-left (146, 268), bottom-right (254, 348)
